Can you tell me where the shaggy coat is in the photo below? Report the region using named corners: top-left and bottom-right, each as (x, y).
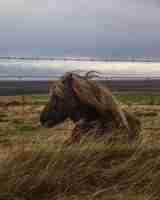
top-left (40, 72), bottom-right (140, 142)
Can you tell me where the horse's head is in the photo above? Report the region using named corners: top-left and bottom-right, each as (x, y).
top-left (40, 73), bottom-right (81, 128)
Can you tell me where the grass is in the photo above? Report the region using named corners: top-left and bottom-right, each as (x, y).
top-left (31, 95), bottom-right (49, 105)
top-left (0, 133), bottom-right (159, 200)
top-left (30, 92), bottom-right (160, 106)
top-left (2, 92), bottom-right (159, 106)
top-left (12, 119), bottom-right (38, 133)
top-left (115, 92), bottom-right (160, 105)
top-left (0, 93), bottom-right (160, 199)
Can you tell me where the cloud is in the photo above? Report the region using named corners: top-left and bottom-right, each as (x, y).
top-left (0, 0), bottom-right (160, 57)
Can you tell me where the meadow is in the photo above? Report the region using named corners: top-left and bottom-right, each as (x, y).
top-left (0, 93), bottom-right (159, 200)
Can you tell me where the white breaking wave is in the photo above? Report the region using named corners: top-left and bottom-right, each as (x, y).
top-left (0, 59), bottom-right (160, 80)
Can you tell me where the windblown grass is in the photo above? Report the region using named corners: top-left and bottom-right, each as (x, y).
top-left (0, 96), bottom-right (159, 199)
top-left (115, 92), bottom-right (160, 105)
top-left (0, 129), bottom-right (159, 200)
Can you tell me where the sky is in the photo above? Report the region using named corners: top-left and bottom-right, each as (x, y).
top-left (0, 0), bottom-right (160, 58)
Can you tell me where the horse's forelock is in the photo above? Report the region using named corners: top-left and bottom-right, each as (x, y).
top-left (49, 81), bottom-right (65, 98)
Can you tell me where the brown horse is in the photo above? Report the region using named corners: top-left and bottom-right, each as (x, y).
top-left (40, 72), bottom-right (141, 142)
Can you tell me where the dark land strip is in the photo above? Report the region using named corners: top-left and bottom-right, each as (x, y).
top-left (0, 79), bottom-right (160, 96)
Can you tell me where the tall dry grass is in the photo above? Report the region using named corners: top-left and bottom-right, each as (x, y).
top-left (0, 129), bottom-right (159, 200)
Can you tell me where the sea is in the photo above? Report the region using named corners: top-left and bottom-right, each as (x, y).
top-left (0, 58), bottom-right (160, 81)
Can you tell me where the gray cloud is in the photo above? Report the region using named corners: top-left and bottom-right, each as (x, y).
top-left (0, 0), bottom-right (160, 57)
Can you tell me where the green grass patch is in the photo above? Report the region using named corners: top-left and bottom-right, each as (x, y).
top-left (115, 92), bottom-right (160, 105)
top-left (12, 119), bottom-right (38, 134)
top-left (31, 95), bottom-right (49, 105)
top-left (31, 92), bottom-right (160, 106)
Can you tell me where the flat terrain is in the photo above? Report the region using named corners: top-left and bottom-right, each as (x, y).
top-left (0, 79), bottom-right (160, 96)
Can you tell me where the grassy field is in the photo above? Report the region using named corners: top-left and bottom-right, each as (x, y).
top-left (0, 93), bottom-right (160, 200)
top-left (33, 92), bottom-right (160, 105)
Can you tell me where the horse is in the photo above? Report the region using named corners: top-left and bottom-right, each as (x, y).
top-left (40, 71), bottom-right (141, 143)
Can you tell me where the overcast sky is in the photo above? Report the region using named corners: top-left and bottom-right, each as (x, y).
top-left (0, 0), bottom-right (160, 58)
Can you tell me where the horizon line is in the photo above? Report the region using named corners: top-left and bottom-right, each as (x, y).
top-left (0, 56), bottom-right (160, 62)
